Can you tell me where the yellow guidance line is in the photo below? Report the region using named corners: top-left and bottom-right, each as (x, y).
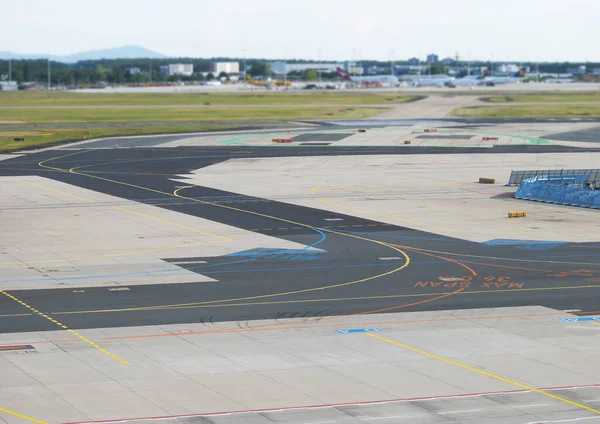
top-left (0, 290), bottom-right (128, 365)
top-left (367, 333), bottom-right (600, 415)
top-left (0, 406), bottom-right (47, 424)
top-left (112, 206), bottom-right (231, 243)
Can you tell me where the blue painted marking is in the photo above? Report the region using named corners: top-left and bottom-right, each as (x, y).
top-left (556, 317), bottom-right (600, 323)
top-left (482, 239), bottom-right (566, 250)
top-left (336, 328), bottom-right (380, 334)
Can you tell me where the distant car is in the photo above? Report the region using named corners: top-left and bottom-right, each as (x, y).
top-left (303, 84), bottom-right (317, 90)
top-left (443, 81), bottom-right (456, 88)
top-left (325, 84), bottom-right (336, 90)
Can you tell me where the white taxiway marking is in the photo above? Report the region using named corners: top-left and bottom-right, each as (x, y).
top-left (510, 403), bottom-right (549, 408)
top-left (439, 409), bottom-right (480, 414)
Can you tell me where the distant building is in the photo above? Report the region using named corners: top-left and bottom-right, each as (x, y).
top-left (566, 66), bottom-right (586, 75)
top-left (407, 57), bottom-right (420, 65)
top-left (426, 54), bottom-right (439, 64)
top-left (126, 67), bottom-right (142, 75)
top-left (160, 63), bottom-right (194, 77)
top-left (441, 57), bottom-right (455, 65)
top-left (347, 66), bottom-right (364, 75)
top-left (0, 81), bottom-right (18, 91)
top-left (210, 62), bottom-right (240, 74)
top-left (366, 66), bottom-right (379, 75)
top-left (270, 62), bottom-right (341, 75)
top-left (592, 68), bottom-right (600, 75)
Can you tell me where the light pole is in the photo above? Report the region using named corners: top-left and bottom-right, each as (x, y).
top-left (283, 49), bottom-right (288, 89)
top-left (318, 48), bottom-right (322, 83)
top-left (242, 48), bottom-right (248, 81)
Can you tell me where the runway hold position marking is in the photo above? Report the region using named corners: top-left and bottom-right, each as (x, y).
top-left (367, 333), bottom-right (600, 416)
top-left (0, 290), bottom-right (128, 364)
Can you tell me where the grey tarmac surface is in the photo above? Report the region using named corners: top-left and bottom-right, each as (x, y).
top-left (2, 143), bottom-right (600, 334)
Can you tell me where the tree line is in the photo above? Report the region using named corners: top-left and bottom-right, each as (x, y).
top-left (1, 57), bottom-right (598, 85)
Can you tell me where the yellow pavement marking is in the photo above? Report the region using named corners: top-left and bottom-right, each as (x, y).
top-left (11, 179), bottom-right (95, 202)
top-left (311, 186), bottom-right (458, 232)
top-left (0, 242), bottom-right (208, 266)
top-left (367, 333), bottom-right (600, 415)
top-left (0, 289), bottom-right (128, 365)
top-left (32, 160), bottom-right (414, 312)
top-left (36, 282), bottom-right (600, 317)
top-left (592, 322), bottom-right (600, 327)
top-left (112, 206), bottom-right (231, 242)
top-left (401, 245), bottom-right (600, 267)
top-left (0, 406), bottom-right (47, 424)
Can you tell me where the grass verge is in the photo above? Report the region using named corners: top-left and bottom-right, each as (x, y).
top-left (0, 126), bottom-right (238, 152)
top-left (486, 93), bottom-right (600, 103)
top-left (0, 106), bottom-right (385, 124)
top-left (0, 91), bottom-right (414, 106)
top-left (452, 105), bottom-right (600, 118)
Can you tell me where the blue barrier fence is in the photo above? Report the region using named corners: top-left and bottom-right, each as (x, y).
top-left (508, 169), bottom-right (600, 186)
top-left (515, 176), bottom-right (600, 209)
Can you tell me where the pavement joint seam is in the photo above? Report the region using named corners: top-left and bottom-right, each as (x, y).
top-left (0, 289), bottom-right (128, 365)
top-left (367, 333), bottom-right (600, 416)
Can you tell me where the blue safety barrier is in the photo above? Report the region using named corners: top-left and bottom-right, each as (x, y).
top-left (508, 168), bottom-right (600, 186)
top-left (515, 176), bottom-right (600, 209)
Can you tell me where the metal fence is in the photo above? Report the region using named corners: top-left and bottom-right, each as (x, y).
top-left (508, 169), bottom-right (600, 186)
top-left (515, 176), bottom-right (600, 209)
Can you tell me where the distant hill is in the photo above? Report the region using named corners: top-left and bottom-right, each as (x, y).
top-left (0, 45), bottom-right (167, 63)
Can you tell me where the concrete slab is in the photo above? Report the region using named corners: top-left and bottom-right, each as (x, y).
top-left (1, 307), bottom-right (600, 423)
top-left (174, 152), bottom-right (600, 242)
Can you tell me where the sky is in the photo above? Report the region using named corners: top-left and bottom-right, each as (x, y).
top-left (3, 0), bottom-right (600, 62)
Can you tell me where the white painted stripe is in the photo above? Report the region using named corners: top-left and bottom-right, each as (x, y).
top-left (172, 261), bottom-right (208, 265)
top-left (108, 287), bottom-right (131, 291)
top-left (439, 409), bottom-right (480, 414)
top-left (562, 309), bottom-right (582, 312)
top-left (379, 257), bottom-right (403, 260)
top-left (510, 403), bottom-right (549, 408)
top-left (324, 218), bottom-right (344, 221)
top-left (363, 416), bottom-right (404, 421)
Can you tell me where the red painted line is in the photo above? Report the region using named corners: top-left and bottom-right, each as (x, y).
top-left (62, 383), bottom-right (600, 424)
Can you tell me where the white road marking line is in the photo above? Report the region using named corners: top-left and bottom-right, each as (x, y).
top-left (378, 257), bottom-right (403, 260)
top-left (439, 409), bottom-right (480, 414)
top-left (324, 218), bottom-right (344, 221)
top-left (172, 260), bottom-right (208, 265)
top-left (363, 416), bottom-right (404, 421)
top-left (563, 309), bottom-right (582, 312)
top-left (584, 399), bottom-right (600, 402)
top-left (510, 403), bottom-right (549, 408)
top-left (301, 421), bottom-right (336, 424)
top-left (527, 416), bottom-right (600, 424)
top-left (108, 287), bottom-right (131, 291)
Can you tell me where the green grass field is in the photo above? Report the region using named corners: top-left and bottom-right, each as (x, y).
top-left (0, 90), bottom-right (408, 151)
top-left (0, 105), bottom-right (384, 124)
top-left (453, 104), bottom-right (600, 118)
top-left (0, 91), bottom-right (414, 107)
top-left (486, 93), bottom-right (600, 103)
top-left (0, 125), bottom-right (239, 152)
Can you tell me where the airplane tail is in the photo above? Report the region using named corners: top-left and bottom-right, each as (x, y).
top-left (513, 68), bottom-right (526, 78)
top-left (336, 67), bottom-right (353, 82)
top-left (246, 74), bottom-right (256, 84)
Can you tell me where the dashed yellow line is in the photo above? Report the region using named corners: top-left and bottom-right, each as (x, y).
top-left (368, 333), bottom-right (600, 415)
top-left (0, 406), bottom-right (47, 424)
top-left (0, 290), bottom-right (128, 365)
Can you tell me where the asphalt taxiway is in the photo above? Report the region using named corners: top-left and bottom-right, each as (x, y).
top-left (2, 118), bottom-right (600, 424)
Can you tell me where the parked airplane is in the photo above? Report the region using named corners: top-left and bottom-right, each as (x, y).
top-left (481, 68), bottom-right (527, 86)
top-left (336, 67), bottom-right (399, 87)
top-left (246, 74), bottom-right (291, 87)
